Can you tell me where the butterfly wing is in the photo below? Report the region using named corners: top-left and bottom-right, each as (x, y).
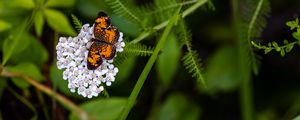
top-left (102, 26), bottom-right (119, 44)
top-left (94, 12), bottom-right (111, 39)
top-left (99, 42), bottom-right (116, 60)
top-left (88, 11), bottom-right (118, 70)
top-left (87, 41), bottom-right (103, 70)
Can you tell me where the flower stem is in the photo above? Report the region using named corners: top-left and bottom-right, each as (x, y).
top-left (231, 0), bottom-right (254, 120)
top-left (119, 6), bottom-right (182, 120)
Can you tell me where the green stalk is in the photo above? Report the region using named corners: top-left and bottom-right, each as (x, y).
top-left (7, 86), bottom-right (38, 120)
top-left (231, 0), bottom-right (254, 120)
top-left (118, 7), bottom-right (182, 120)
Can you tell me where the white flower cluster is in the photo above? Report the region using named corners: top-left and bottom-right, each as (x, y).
top-left (56, 24), bottom-right (125, 98)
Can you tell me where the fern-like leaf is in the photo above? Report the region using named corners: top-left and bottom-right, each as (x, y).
top-left (182, 51), bottom-right (205, 85)
top-left (114, 42), bottom-right (154, 66)
top-left (179, 22), bottom-right (205, 86)
top-left (144, 0), bottom-right (199, 24)
top-left (252, 18), bottom-right (300, 56)
top-left (124, 42), bottom-right (154, 56)
top-left (151, 0), bottom-right (196, 15)
top-left (239, 0), bottom-right (270, 75)
top-left (105, 0), bottom-right (142, 24)
top-left (71, 14), bottom-right (82, 32)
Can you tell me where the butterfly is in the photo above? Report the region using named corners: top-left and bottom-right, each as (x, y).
top-left (87, 11), bottom-right (120, 70)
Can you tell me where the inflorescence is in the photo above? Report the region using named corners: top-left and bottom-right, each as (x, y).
top-left (56, 24), bottom-right (125, 98)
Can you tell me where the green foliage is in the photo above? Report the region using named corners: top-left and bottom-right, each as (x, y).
top-left (45, 0), bottom-right (75, 8)
top-left (50, 63), bottom-right (69, 94)
top-left (150, 0), bottom-right (184, 23)
top-left (180, 22), bottom-right (205, 86)
top-left (34, 10), bottom-right (44, 37)
top-left (286, 18), bottom-right (299, 30)
top-left (44, 9), bottom-right (76, 36)
top-left (156, 33), bottom-right (180, 85)
top-left (182, 51), bottom-right (205, 85)
top-left (5, 63), bottom-right (44, 89)
top-left (252, 18), bottom-right (300, 56)
top-left (232, 0), bottom-right (271, 120)
top-left (151, 0), bottom-right (197, 15)
top-left (69, 98), bottom-right (127, 120)
top-left (203, 46), bottom-right (240, 93)
top-left (105, 0), bottom-right (142, 26)
top-left (115, 56), bottom-right (137, 85)
top-left (0, 20), bottom-right (11, 32)
top-left (294, 115), bottom-right (300, 120)
top-left (123, 42), bottom-right (154, 57)
top-left (148, 93), bottom-right (201, 120)
top-left (111, 14), bottom-right (141, 37)
top-left (119, 7), bottom-right (182, 120)
top-left (9, 33), bottom-right (48, 67)
top-left (8, 0), bottom-right (35, 9)
top-left (2, 30), bottom-right (47, 66)
top-left (238, 0), bottom-right (270, 75)
top-left (2, 21), bottom-right (30, 65)
top-left (71, 14), bottom-right (83, 32)
top-left (114, 42), bottom-right (153, 66)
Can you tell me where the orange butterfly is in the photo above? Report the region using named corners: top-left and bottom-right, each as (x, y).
top-left (87, 11), bottom-right (120, 70)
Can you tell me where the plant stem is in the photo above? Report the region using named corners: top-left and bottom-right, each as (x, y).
top-left (7, 86), bottom-right (38, 120)
top-left (0, 67), bottom-right (88, 120)
top-left (36, 89), bottom-right (50, 120)
top-left (231, 0), bottom-right (254, 120)
top-left (119, 7), bottom-right (182, 120)
top-left (130, 0), bottom-right (208, 44)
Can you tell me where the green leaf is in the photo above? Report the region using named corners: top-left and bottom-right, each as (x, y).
top-left (34, 10), bottom-right (44, 37)
top-left (8, 0), bottom-right (35, 9)
top-left (268, 42), bottom-right (271, 47)
top-left (292, 28), bottom-right (300, 41)
top-left (69, 98), bottom-right (127, 120)
top-left (2, 23), bottom-right (30, 65)
top-left (0, 20), bottom-right (11, 32)
top-left (271, 41), bottom-right (278, 48)
top-left (203, 46), bottom-right (240, 93)
top-left (50, 63), bottom-right (69, 93)
top-left (264, 48), bottom-right (272, 54)
top-left (294, 114), bottom-right (300, 120)
top-left (71, 14), bottom-right (82, 32)
top-left (285, 44), bottom-right (294, 53)
top-left (280, 50), bottom-right (285, 56)
top-left (115, 56), bottom-right (137, 85)
top-left (111, 15), bottom-right (141, 37)
top-left (283, 40), bottom-right (289, 44)
top-left (272, 42), bottom-right (281, 51)
top-left (6, 63), bottom-right (44, 89)
top-left (44, 9), bottom-right (76, 36)
top-left (286, 18), bottom-right (299, 30)
top-left (10, 33), bottom-right (48, 67)
top-left (149, 93), bottom-right (200, 120)
top-left (156, 34), bottom-right (180, 85)
top-left (45, 0), bottom-right (75, 8)
top-left (182, 51), bottom-right (205, 85)
top-left (105, 0), bottom-right (142, 25)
